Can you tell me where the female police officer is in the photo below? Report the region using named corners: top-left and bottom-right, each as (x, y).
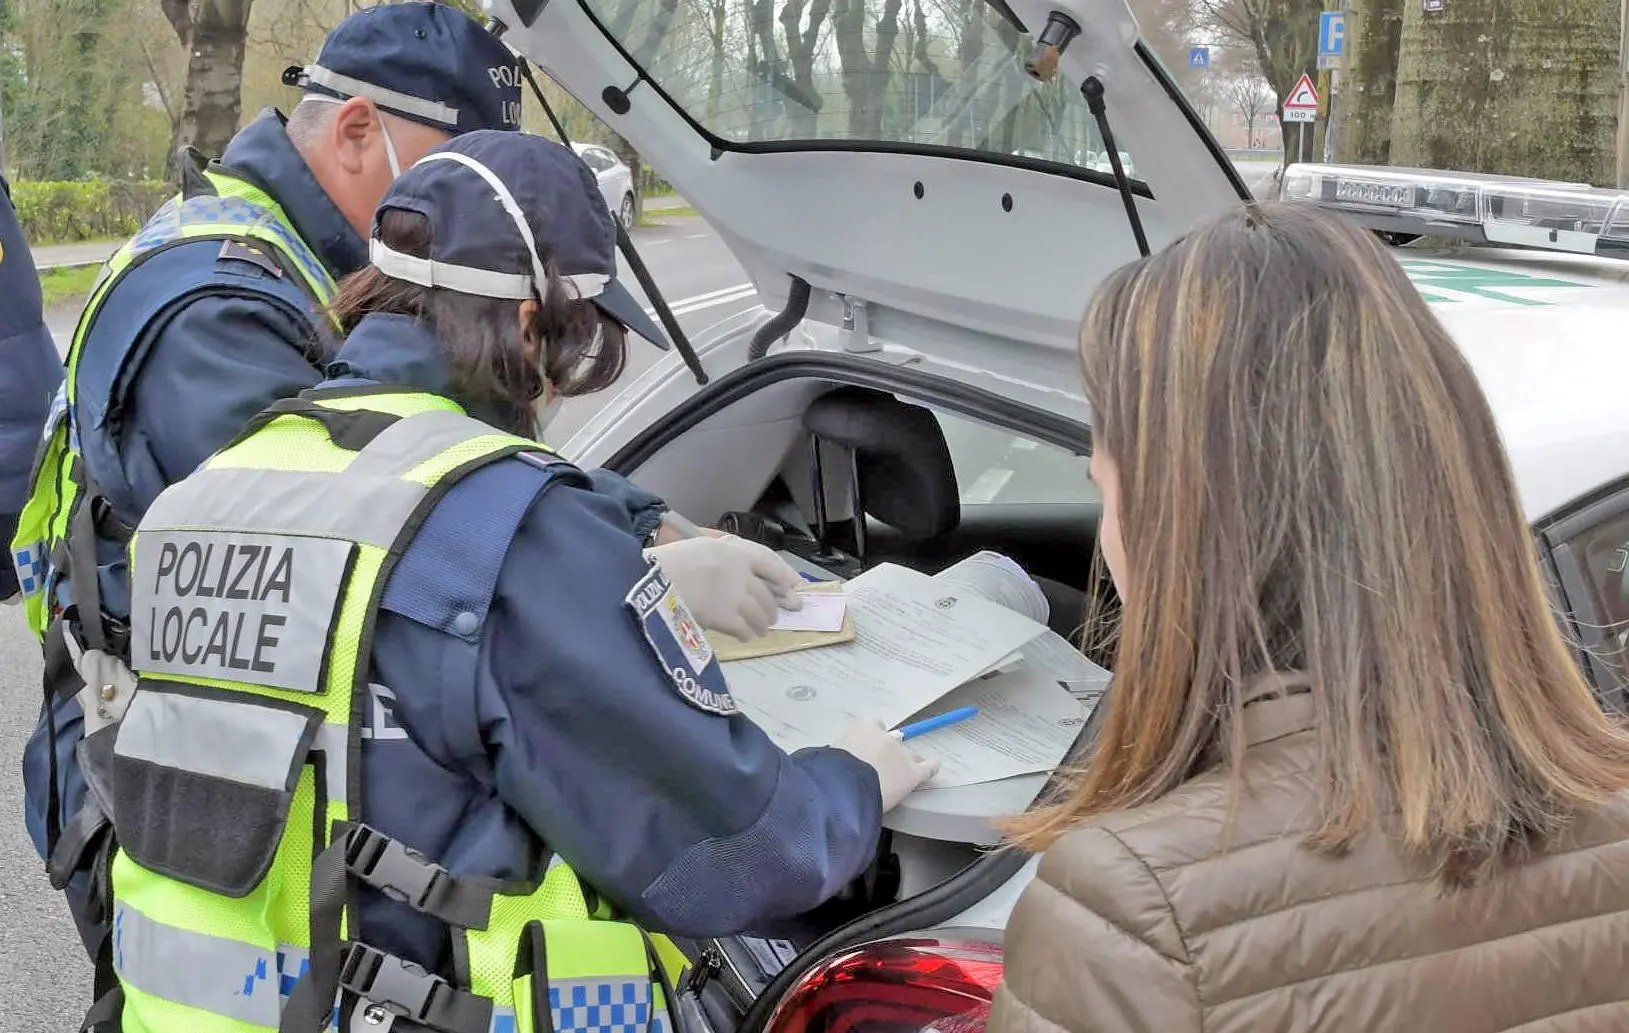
top-left (92, 131), bottom-right (936, 1033)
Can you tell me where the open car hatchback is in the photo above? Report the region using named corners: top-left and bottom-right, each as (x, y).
top-left (475, 0), bottom-right (1250, 1028)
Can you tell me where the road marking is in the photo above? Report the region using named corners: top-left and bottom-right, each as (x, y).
top-left (1010, 438), bottom-right (1040, 452)
top-left (646, 238), bottom-right (675, 247)
top-left (683, 233), bottom-right (708, 240)
top-left (963, 468), bottom-right (1015, 504)
top-left (644, 283), bottom-right (756, 318)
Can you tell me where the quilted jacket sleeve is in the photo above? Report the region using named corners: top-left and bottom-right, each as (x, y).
top-left (988, 826), bottom-right (1202, 1033)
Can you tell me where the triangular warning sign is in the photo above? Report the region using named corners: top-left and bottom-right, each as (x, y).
top-left (1283, 73), bottom-right (1320, 110)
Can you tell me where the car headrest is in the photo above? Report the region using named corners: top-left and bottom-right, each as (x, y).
top-left (803, 387), bottom-right (960, 541)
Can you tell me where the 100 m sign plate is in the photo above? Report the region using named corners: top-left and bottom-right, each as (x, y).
top-left (130, 529), bottom-right (354, 694)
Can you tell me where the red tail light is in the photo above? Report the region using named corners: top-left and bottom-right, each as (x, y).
top-left (763, 933), bottom-right (1003, 1033)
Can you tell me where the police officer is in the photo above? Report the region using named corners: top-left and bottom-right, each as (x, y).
top-left (14, 0), bottom-right (749, 984)
top-left (95, 130), bottom-right (935, 1033)
top-left (0, 173), bottom-right (61, 605)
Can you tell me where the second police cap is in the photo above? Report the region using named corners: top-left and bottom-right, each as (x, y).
top-left (371, 130), bottom-right (670, 349)
top-left (282, 2), bottom-right (522, 135)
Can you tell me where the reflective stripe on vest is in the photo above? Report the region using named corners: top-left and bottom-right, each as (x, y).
top-left (9, 166), bottom-right (338, 640)
top-left (108, 387), bottom-right (681, 1033)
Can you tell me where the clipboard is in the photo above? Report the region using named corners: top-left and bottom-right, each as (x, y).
top-left (712, 581), bottom-right (854, 662)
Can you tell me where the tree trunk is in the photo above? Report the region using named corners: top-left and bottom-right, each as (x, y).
top-left (707, 0), bottom-right (727, 123)
top-left (167, 0), bottom-right (253, 180)
top-left (832, 0), bottom-right (905, 138)
top-left (780, 0), bottom-right (833, 138)
top-left (1335, 0), bottom-right (1403, 164)
top-left (1391, 0), bottom-right (1620, 182)
top-left (1246, 0), bottom-right (1324, 117)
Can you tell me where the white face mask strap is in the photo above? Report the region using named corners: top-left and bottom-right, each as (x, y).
top-left (302, 93), bottom-right (400, 180)
top-left (413, 151), bottom-right (550, 297)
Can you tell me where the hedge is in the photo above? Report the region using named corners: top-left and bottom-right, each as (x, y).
top-left (11, 180), bottom-right (172, 247)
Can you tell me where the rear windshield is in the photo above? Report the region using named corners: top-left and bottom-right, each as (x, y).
top-left (579, 0), bottom-right (1135, 175)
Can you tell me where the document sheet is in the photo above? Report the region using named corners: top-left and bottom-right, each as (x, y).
top-left (902, 667), bottom-right (1088, 789)
top-left (721, 562), bottom-right (1046, 752)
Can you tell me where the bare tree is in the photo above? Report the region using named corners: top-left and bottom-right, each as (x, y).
top-left (780, 0), bottom-right (834, 135)
top-left (1224, 72), bottom-right (1272, 147)
top-left (1189, 0), bottom-right (1322, 144)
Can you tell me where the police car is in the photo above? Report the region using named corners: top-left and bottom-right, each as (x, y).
top-left (486, 0), bottom-right (1629, 1026)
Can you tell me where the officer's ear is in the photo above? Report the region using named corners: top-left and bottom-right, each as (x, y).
top-left (518, 298), bottom-right (542, 367)
top-left (330, 97), bottom-right (384, 174)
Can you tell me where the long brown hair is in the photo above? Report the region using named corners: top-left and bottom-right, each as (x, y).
top-left (326, 207), bottom-right (627, 435)
top-left (1008, 202), bottom-right (1629, 884)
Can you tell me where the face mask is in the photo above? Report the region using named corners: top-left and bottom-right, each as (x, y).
top-left (301, 94), bottom-right (400, 179)
top-left (379, 118), bottom-right (402, 180)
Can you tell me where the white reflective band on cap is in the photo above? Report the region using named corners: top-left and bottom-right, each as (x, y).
top-left (566, 271), bottom-right (610, 300)
top-left (378, 150), bottom-right (553, 301)
top-left (370, 238), bottom-right (534, 299)
top-left (299, 64), bottom-right (460, 128)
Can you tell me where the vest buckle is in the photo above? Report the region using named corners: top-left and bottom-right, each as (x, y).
top-left (346, 824), bottom-right (448, 912)
top-left (339, 942), bottom-right (443, 1024)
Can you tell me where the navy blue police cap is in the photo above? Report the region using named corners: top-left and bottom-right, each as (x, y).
top-left (370, 130), bottom-right (670, 348)
top-left (281, 2), bottom-right (522, 135)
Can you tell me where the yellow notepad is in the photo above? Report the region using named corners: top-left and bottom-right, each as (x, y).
top-left (712, 581), bottom-right (854, 662)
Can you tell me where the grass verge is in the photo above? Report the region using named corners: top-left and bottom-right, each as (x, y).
top-left (637, 205), bottom-right (699, 227)
top-left (39, 265), bottom-right (100, 306)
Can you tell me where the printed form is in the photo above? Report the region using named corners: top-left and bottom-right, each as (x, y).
top-left (902, 667), bottom-right (1088, 789)
top-left (722, 562), bottom-right (1046, 752)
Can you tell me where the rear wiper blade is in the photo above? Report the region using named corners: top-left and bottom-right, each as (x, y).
top-left (1082, 75), bottom-right (1151, 258)
top-left (497, 26), bottom-right (710, 386)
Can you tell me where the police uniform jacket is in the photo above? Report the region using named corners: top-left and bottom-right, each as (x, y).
top-left (24, 112), bottom-right (666, 867)
top-left (324, 313), bottom-right (885, 970)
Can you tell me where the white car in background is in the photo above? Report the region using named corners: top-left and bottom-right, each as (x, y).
top-left (571, 140), bottom-right (638, 227)
top-left (481, 0), bottom-right (1629, 1029)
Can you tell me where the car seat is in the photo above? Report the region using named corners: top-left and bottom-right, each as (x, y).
top-left (799, 387), bottom-right (1086, 638)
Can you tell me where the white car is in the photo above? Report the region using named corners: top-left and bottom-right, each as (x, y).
top-left (489, 0), bottom-right (1629, 1027)
top-left (571, 141), bottom-right (638, 228)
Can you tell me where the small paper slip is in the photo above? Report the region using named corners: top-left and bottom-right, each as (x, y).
top-left (710, 582), bottom-right (854, 662)
top-left (770, 593), bottom-right (847, 632)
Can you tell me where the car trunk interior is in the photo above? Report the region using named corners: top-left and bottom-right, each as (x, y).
top-left (599, 361), bottom-right (1114, 1021)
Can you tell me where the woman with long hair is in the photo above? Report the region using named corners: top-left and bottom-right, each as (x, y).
top-left (990, 202), bottom-right (1629, 1032)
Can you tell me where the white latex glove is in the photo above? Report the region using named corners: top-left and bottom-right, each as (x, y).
top-left (834, 718), bottom-right (940, 812)
top-left (646, 535), bottom-right (803, 640)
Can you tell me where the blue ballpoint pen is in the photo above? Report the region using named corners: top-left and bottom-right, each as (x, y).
top-left (891, 706), bottom-right (980, 741)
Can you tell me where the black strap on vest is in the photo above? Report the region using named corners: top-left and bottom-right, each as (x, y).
top-left (346, 824), bottom-right (494, 929)
top-left (338, 942), bottom-right (493, 1033)
top-left (227, 396), bottom-right (404, 455)
top-left (282, 824), bottom-right (498, 1033)
top-left (280, 837), bottom-right (349, 1033)
top-left (178, 148), bottom-right (217, 200)
top-left (48, 794), bottom-right (109, 891)
top-left (41, 616), bottom-right (81, 865)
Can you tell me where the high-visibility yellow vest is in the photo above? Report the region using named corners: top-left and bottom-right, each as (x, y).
top-left (105, 387), bottom-right (685, 1033)
top-left (9, 163), bottom-right (337, 644)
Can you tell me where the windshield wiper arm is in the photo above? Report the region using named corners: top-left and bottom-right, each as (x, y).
top-left (503, 39), bottom-right (711, 386)
top-left (1082, 76), bottom-right (1151, 259)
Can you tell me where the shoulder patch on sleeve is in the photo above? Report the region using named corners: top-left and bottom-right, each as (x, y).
top-left (624, 562), bottom-right (739, 716)
top-left (217, 239), bottom-right (284, 278)
top-left (517, 450), bottom-right (566, 471)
